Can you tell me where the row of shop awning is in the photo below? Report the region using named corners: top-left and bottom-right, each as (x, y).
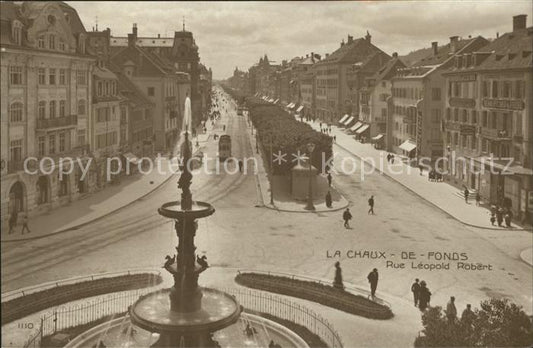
top-left (296, 105), bottom-right (304, 113)
top-left (339, 114), bottom-right (350, 124)
top-left (350, 121), bottom-right (363, 132)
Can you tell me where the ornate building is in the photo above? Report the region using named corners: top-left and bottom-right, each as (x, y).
top-left (1, 1), bottom-right (95, 230)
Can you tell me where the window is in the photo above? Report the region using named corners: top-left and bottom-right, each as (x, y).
top-left (514, 112), bottom-right (522, 135)
top-left (10, 139), bottom-right (22, 161)
top-left (471, 136), bottom-right (477, 150)
top-left (482, 81), bottom-right (489, 97)
top-left (49, 35), bottom-right (55, 50)
top-left (59, 133), bottom-right (66, 152)
top-left (104, 81), bottom-right (109, 95)
top-left (482, 111), bottom-right (488, 127)
top-left (97, 107), bottom-right (110, 122)
top-left (431, 88), bottom-right (441, 101)
top-left (38, 101), bottom-right (46, 119)
top-left (58, 174), bottom-right (68, 196)
top-left (471, 110), bottom-right (477, 124)
top-left (462, 109), bottom-right (468, 123)
top-left (10, 102), bottom-right (23, 122)
top-left (13, 25), bottom-right (22, 45)
top-left (381, 108), bottom-right (387, 119)
top-left (77, 70), bottom-right (86, 85)
top-left (491, 81), bottom-right (498, 98)
top-left (515, 80), bottom-right (524, 99)
top-left (59, 38), bottom-right (65, 51)
top-left (78, 100), bottom-right (86, 115)
top-left (38, 136), bottom-right (46, 157)
top-left (59, 100), bottom-right (65, 117)
top-left (59, 69), bottom-right (66, 85)
top-left (98, 81), bottom-right (103, 96)
top-left (502, 81), bottom-right (511, 98)
top-left (147, 87), bottom-right (155, 96)
top-left (49, 100), bottom-right (56, 118)
top-left (461, 134), bottom-right (467, 148)
top-left (38, 36), bottom-right (45, 48)
top-left (77, 129), bottom-right (86, 146)
top-left (49, 135), bottom-right (56, 154)
top-left (10, 66), bottom-right (23, 85)
top-left (49, 68), bottom-right (56, 85)
top-left (454, 108), bottom-right (459, 122)
top-left (38, 68), bottom-right (46, 85)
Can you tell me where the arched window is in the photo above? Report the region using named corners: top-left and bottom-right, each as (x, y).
top-left (78, 100), bottom-right (86, 115)
top-left (10, 102), bottom-right (23, 122)
top-left (38, 101), bottom-right (46, 119)
top-left (11, 20), bottom-right (22, 45)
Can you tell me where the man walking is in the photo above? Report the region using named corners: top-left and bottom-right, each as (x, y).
top-left (238, 160), bottom-right (244, 173)
top-left (464, 188), bottom-right (469, 203)
top-left (327, 172), bottom-right (332, 187)
top-left (325, 191), bottom-right (332, 208)
top-left (20, 213), bottom-right (30, 234)
top-left (367, 268), bottom-right (379, 298)
top-left (368, 195), bottom-right (375, 215)
top-left (446, 296), bottom-right (457, 323)
top-left (475, 192), bottom-right (481, 206)
top-left (342, 208), bottom-right (352, 229)
top-left (411, 278), bottom-right (420, 307)
top-left (8, 211), bottom-right (17, 234)
top-left (418, 281), bottom-right (431, 311)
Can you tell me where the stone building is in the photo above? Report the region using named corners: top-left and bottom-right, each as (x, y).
top-left (442, 15), bottom-right (532, 220)
top-left (391, 35), bottom-right (488, 160)
top-left (1, 1), bottom-right (95, 230)
top-left (358, 53), bottom-right (405, 148)
top-left (110, 24), bottom-right (190, 152)
top-left (313, 32), bottom-right (390, 124)
top-left (110, 23), bottom-right (208, 128)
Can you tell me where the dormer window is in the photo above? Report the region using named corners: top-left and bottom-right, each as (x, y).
top-left (59, 38), bottom-right (65, 51)
top-left (47, 15), bottom-right (56, 25)
top-left (12, 21), bottom-right (22, 45)
top-left (78, 33), bottom-right (86, 54)
top-left (38, 36), bottom-right (45, 48)
top-left (49, 35), bottom-right (56, 50)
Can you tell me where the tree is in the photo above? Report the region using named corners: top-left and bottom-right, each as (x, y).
top-left (415, 298), bottom-right (533, 347)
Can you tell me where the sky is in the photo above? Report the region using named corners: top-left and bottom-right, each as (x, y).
top-left (68, 1), bottom-right (533, 80)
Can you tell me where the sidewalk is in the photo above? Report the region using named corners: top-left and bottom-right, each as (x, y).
top-left (520, 247), bottom-right (533, 266)
top-left (306, 119), bottom-right (530, 231)
top-left (1, 129), bottom-right (215, 243)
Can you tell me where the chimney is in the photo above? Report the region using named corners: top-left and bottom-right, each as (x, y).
top-left (392, 52), bottom-right (398, 58)
top-left (326, 53), bottom-right (329, 58)
top-left (341, 39), bottom-right (345, 47)
top-left (128, 23), bottom-right (138, 47)
top-left (432, 41), bottom-right (438, 56)
top-left (496, 32), bottom-right (499, 38)
top-left (513, 14), bottom-right (527, 31)
top-left (347, 35), bottom-right (353, 43)
top-left (365, 30), bottom-right (371, 43)
top-left (158, 33), bottom-right (160, 38)
top-left (450, 36), bottom-right (459, 54)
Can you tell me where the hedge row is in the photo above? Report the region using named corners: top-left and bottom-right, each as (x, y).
top-left (245, 97), bottom-right (333, 175)
top-left (235, 272), bottom-right (393, 320)
top-left (1, 273), bottom-right (162, 325)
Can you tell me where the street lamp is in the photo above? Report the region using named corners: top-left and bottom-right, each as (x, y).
top-left (304, 142), bottom-right (316, 211)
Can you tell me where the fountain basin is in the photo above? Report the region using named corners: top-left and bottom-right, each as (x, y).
top-left (129, 288), bottom-right (241, 334)
top-left (158, 201), bottom-right (215, 220)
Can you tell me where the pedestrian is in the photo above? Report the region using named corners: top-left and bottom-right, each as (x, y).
top-left (327, 172), bottom-right (332, 187)
top-left (20, 213), bottom-right (30, 234)
top-left (461, 304), bottom-right (475, 325)
top-left (223, 125), bottom-right (226, 131)
top-left (8, 211), bottom-right (17, 234)
top-left (419, 164), bottom-right (423, 175)
top-left (333, 261), bottom-right (344, 290)
top-left (367, 268), bottom-right (379, 298)
top-left (446, 296), bottom-right (457, 323)
top-left (390, 155), bottom-right (395, 164)
top-left (325, 191), bottom-right (332, 208)
top-left (333, 135), bottom-right (336, 142)
top-left (418, 281), bottom-right (431, 311)
top-left (464, 188), bottom-right (469, 203)
top-left (475, 192), bottom-right (481, 206)
top-left (368, 195), bottom-right (374, 215)
top-left (238, 160), bottom-right (243, 173)
top-left (504, 209), bottom-right (512, 228)
top-left (490, 213), bottom-right (496, 226)
top-left (386, 153), bottom-right (391, 163)
top-left (496, 206), bottom-right (504, 227)
top-left (411, 278), bottom-right (420, 307)
top-left (342, 208), bottom-right (352, 229)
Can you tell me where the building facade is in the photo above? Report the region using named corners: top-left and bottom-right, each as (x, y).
top-left (1, 1), bottom-right (95, 230)
top-left (442, 15), bottom-right (532, 220)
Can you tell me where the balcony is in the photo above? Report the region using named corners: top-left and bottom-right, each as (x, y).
top-left (482, 98), bottom-right (524, 111)
top-left (445, 120), bottom-right (460, 131)
top-left (481, 127), bottom-right (511, 140)
top-left (36, 115), bottom-right (77, 130)
top-left (449, 97), bottom-right (475, 108)
top-left (402, 116), bottom-right (416, 124)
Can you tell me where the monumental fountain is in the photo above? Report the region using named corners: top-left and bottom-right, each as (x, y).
top-left (127, 96), bottom-right (242, 347)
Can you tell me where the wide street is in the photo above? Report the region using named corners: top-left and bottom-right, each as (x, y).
top-left (2, 87), bottom-right (532, 337)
